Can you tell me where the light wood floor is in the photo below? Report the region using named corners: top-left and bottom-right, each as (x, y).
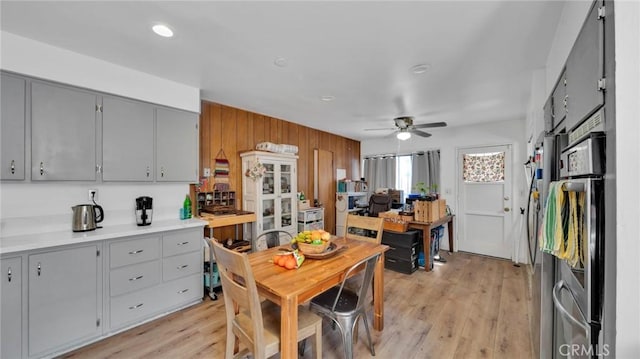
top-left (60, 252), bottom-right (533, 359)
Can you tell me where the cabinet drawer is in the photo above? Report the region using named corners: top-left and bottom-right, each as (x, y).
top-left (110, 285), bottom-right (163, 330)
top-left (110, 236), bottom-right (160, 268)
top-left (298, 220), bottom-right (324, 232)
top-left (297, 208), bottom-right (323, 222)
top-left (110, 260), bottom-right (161, 297)
top-left (162, 273), bottom-right (203, 309)
top-left (163, 251), bottom-right (202, 282)
top-left (162, 229), bottom-right (202, 257)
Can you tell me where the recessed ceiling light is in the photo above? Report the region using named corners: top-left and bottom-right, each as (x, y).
top-left (411, 63), bottom-right (431, 74)
top-left (152, 24), bottom-right (174, 38)
top-left (320, 95), bottom-right (335, 102)
top-left (274, 57), bottom-right (288, 67)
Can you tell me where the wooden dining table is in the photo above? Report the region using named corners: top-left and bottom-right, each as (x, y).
top-left (248, 237), bottom-right (389, 359)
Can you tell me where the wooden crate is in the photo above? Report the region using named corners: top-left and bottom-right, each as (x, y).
top-left (383, 219), bottom-right (409, 233)
top-left (379, 211), bottom-right (414, 222)
top-left (438, 199), bottom-right (447, 218)
top-left (414, 200), bottom-right (440, 222)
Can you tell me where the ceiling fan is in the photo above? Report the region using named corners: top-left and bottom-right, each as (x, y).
top-left (364, 116), bottom-right (447, 140)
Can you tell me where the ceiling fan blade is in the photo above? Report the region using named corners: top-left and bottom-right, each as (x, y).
top-left (410, 129), bottom-right (432, 138)
top-left (364, 127), bottom-right (396, 131)
top-left (412, 121), bottom-right (447, 129)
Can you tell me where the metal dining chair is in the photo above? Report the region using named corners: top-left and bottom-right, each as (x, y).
top-left (255, 229), bottom-right (293, 250)
top-left (210, 239), bottom-right (322, 359)
top-left (309, 253), bottom-right (381, 359)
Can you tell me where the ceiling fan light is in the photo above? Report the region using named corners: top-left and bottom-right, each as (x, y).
top-left (397, 131), bottom-right (411, 141)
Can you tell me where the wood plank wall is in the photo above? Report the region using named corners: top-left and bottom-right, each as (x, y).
top-left (199, 100), bottom-right (361, 240)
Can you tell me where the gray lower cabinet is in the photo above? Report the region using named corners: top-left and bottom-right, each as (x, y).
top-left (31, 81), bottom-right (98, 181)
top-left (0, 73), bottom-right (26, 180)
top-left (564, 1), bottom-right (604, 132)
top-left (102, 96), bottom-right (155, 181)
top-left (156, 107), bottom-right (199, 182)
top-left (107, 228), bottom-right (202, 332)
top-left (28, 244), bottom-right (101, 357)
top-left (1, 256), bottom-right (22, 359)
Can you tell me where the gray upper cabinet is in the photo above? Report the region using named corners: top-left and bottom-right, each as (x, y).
top-left (28, 245), bottom-right (101, 357)
top-left (551, 70), bottom-right (567, 131)
top-left (1, 73), bottom-right (26, 180)
top-left (31, 82), bottom-right (97, 181)
top-left (156, 107), bottom-right (198, 182)
top-left (1, 256), bottom-right (22, 359)
top-left (543, 96), bottom-right (553, 133)
top-left (102, 96), bottom-right (155, 181)
top-left (565, 1), bottom-right (604, 132)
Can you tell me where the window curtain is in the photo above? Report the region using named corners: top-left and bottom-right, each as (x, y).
top-left (411, 150), bottom-right (440, 193)
top-left (363, 156), bottom-right (396, 193)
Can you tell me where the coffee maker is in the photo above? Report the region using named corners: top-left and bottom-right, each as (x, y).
top-left (135, 196), bottom-right (153, 226)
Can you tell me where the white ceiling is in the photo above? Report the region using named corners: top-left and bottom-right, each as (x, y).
top-left (0, 1), bottom-right (564, 141)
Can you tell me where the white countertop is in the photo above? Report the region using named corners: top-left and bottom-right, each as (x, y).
top-left (0, 218), bottom-right (207, 255)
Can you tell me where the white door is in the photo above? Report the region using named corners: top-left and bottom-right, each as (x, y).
top-left (457, 145), bottom-right (513, 259)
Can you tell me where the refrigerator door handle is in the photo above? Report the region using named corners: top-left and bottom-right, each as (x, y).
top-left (562, 181), bottom-right (586, 192)
top-left (552, 280), bottom-right (590, 335)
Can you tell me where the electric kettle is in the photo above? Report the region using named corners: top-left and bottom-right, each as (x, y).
top-left (72, 204), bottom-right (104, 232)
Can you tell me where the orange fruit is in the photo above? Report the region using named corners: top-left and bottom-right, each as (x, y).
top-left (272, 255), bottom-right (279, 264)
top-left (284, 256), bottom-right (296, 269)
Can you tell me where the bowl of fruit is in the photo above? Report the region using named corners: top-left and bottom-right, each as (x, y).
top-left (292, 229), bottom-right (332, 254)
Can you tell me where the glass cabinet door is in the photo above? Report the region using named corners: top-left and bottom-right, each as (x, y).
top-left (262, 198), bottom-right (275, 231)
top-left (280, 197), bottom-right (292, 227)
top-left (280, 164), bottom-right (292, 194)
top-left (262, 163), bottom-right (275, 195)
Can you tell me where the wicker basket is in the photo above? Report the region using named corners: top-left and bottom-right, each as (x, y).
top-left (297, 241), bottom-right (329, 254)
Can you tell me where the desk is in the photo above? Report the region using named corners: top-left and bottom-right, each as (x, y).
top-left (248, 238), bottom-right (388, 359)
top-left (408, 215), bottom-right (455, 272)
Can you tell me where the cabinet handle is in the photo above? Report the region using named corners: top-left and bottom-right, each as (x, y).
top-left (176, 241), bottom-right (189, 246)
top-left (161, 167), bottom-right (165, 178)
top-left (10, 160), bottom-right (15, 174)
top-left (146, 166), bottom-right (150, 178)
top-left (129, 275), bottom-right (144, 281)
top-left (40, 162), bottom-right (44, 176)
top-left (128, 249), bottom-right (144, 255)
top-left (37, 262), bottom-right (41, 276)
top-left (387, 258), bottom-right (397, 263)
top-left (177, 264), bottom-right (189, 270)
top-left (7, 267), bottom-right (12, 282)
top-left (177, 288), bottom-right (189, 294)
top-left (128, 303), bottom-right (144, 310)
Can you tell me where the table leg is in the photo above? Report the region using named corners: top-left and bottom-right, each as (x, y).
top-left (447, 217), bottom-right (454, 253)
top-left (423, 225), bottom-right (432, 272)
top-left (373, 252), bottom-right (385, 330)
top-left (280, 296), bottom-right (298, 359)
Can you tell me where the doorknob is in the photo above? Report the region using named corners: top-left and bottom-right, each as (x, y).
top-left (504, 207), bottom-right (510, 212)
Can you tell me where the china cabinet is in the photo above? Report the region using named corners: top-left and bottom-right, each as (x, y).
top-left (241, 151), bottom-right (298, 249)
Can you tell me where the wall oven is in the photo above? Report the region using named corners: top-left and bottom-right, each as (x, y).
top-left (552, 132), bottom-right (605, 358)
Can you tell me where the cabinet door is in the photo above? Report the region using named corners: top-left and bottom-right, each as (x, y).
top-left (31, 82), bottom-right (97, 180)
top-left (102, 96), bottom-right (155, 181)
top-left (1, 257), bottom-right (22, 359)
top-left (0, 73), bottom-right (26, 180)
top-left (156, 107), bottom-right (198, 182)
top-left (551, 71), bottom-right (567, 130)
top-left (28, 245), bottom-right (101, 357)
top-left (278, 162), bottom-right (296, 231)
top-left (565, 2), bottom-right (604, 132)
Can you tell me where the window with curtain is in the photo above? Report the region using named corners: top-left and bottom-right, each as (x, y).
top-left (462, 151), bottom-right (505, 182)
top-left (363, 150), bottom-right (440, 197)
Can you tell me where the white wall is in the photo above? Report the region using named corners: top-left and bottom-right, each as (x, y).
top-left (0, 31), bottom-right (200, 113)
top-left (613, 1), bottom-right (640, 355)
top-left (361, 119), bottom-right (527, 257)
top-left (0, 31), bottom-right (201, 237)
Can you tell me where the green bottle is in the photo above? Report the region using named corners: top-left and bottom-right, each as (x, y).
top-left (183, 195), bottom-right (192, 219)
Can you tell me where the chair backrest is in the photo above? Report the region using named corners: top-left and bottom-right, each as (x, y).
top-left (210, 239), bottom-right (266, 353)
top-left (331, 253), bottom-right (381, 312)
top-left (256, 229), bottom-right (293, 249)
top-left (368, 194), bottom-right (392, 217)
top-left (345, 214), bottom-right (384, 244)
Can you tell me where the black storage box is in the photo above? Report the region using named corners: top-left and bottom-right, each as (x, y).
top-left (382, 230), bottom-right (420, 274)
